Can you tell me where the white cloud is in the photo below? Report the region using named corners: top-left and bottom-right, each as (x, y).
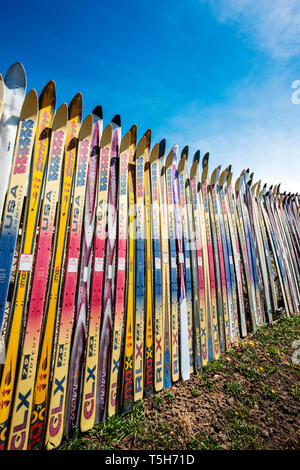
top-left (206, 0), bottom-right (300, 59)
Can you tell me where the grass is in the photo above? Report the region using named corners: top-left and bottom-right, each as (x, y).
top-left (58, 314), bottom-right (300, 451)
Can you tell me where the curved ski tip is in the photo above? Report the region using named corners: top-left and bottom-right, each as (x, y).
top-left (136, 135), bottom-right (146, 158)
top-left (20, 89), bottom-right (38, 120)
top-left (52, 103), bottom-right (68, 131)
top-left (79, 113), bottom-right (93, 140)
top-left (68, 93), bottom-right (83, 119)
top-left (100, 122), bottom-right (112, 148)
top-left (193, 150), bottom-right (200, 164)
top-left (92, 105), bottom-right (103, 119)
top-left (129, 124), bottom-right (137, 144)
top-left (202, 152), bottom-right (209, 168)
top-left (39, 80), bottom-right (56, 107)
top-left (111, 114), bottom-right (121, 126)
top-left (4, 61), bottom-right (27, 89)
top-left (150, 142), bottom-right (159, 163)
top-left (120, 129), bottom-right (131, 153)
top-left (180, 145), bottom-right (189, 161)
top-left (159, 138), bottom-right (166, 156)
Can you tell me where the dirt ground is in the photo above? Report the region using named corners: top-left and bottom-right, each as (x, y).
top-left (60, 314), bottom-right (300, 451)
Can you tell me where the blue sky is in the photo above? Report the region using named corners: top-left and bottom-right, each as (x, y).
top-left (1, 0), bottom-right (299, 192)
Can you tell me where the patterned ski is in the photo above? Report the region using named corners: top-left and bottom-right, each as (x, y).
top-left (0, 89), bottom-right (38, 346)
top-left (64, 107), bottom-right (102, 435)
top-left (144, 129), bottom-right (154, 397)
top-left (165, 149), bottom-right (179, 383)
top-left (107, 128), bottom-right (131, 416)
top-left (210, 166), bottom-right (231, 350)
top-left (172, 145), bottom-right (190, 381)
top-left (6, 103), bottom-right (67, 451)
top-left (121, 125), bottom-right (137, 412)
top-left (45, 114), bottom-right (93, 450)
top-left (178, 148), bottom-right (195, 374)
top-left (157, 140), bottom-right (172, 389)
top-left (96, 115), bottom-right (121, 422)
top-left (150, 143), bottom-right (164, 391)
top-left (28, 93), bottom-right (82, 449)
top-left (134, 135), bottom-right (146, 400)
top-left (79, 122), bottom-right (112, 431)
top-left (1, 82), bottom-right (56, 451)
top-left (0, 62), bottom-right (26, 223)
top-left (201, 154), bottom-right (220, 360)
top-left (190, 160), bottom-right (208, 366)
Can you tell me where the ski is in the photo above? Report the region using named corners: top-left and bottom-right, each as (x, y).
top-left (218, 169), bottom-right (240, 343)
top-left (182, 152), bottom-right (202, 372)
top-left (150, 143), bottom-right (164, 392)
top-left (190, 159), bottom-right (208, 367)
top-left (210, 166), bottom-right (231, 350)
top-left (96, 114), bottom-right (121, 423)
top-left (6, 103), bottom-right (67, 450)
top-left (157, 140), bottom-right (171, 390)
top-left (143, 129), bottom-right (154, 397)
top-left (64, 106), bottom-right (102, 435)
top-left (0, 62), bottom-right (26, 223)
top-left (178, 148), bottom-right (195, 374)
top-left (79, 122), bottom-right (112, 431)
top-left (45, 114), bottom-right (93, 450)
top-left (28, 93), bottom-right (82, 449)
top-left (0, 89), bottom-right (38, 346)
top-left (172, 145), bottom-right (190, 381)
top-left (1, 81), bottom-right (56, 451)
top-left (134, 135), bottom-right (146, 401)
top-left (201, 154), bottom-right (220, 360)
top-left (107, 128), bottom-right (131, 417)
top-left (0, 74), bottom-right (4, 122)
top-left (165, 148), bottom-right (179, 383)
top-left (121, 125), bottom-right (137, 412)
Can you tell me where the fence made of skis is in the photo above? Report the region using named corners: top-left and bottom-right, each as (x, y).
top-left (0, 62), bottom-right (299, 450)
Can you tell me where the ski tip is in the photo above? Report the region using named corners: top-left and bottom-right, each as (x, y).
top-left (111, 114), bottom-right (121, 127)
top-left (219, 167), bottom-right (228, 188)
top-left (193, 149), bottom-right (200, 164)
top-left (20, 89), bottom-right (38, 120)
top-left (0, 74), bottom-right (4, 105)
top-left (120, 129), bottom-right (131, 153)
top-left (100, 122), bottom-right (113, 148)
top-left (166, 147), bottom-right (174, 169)
top-left (52, 103), bottom-right (68, 131)
top-left (144, 128), bottom-right (151, 149)
top-left (68, 93), bottom-right (83, 120)
top-left (129, 124), bottom-right (137, 145)
top-left (150, 142), bottom-right (159, 163)
top-left (211, 166), bottom-right (221, 185)
top-left (190, 158), bottom-right (198, 180)
top-left (202, 152), bottom-right (209, 168)
top-left (158, 139), bottom-right (166, 157)
top-left (39, 80), bottom-right (56, 109)
top-left (181, 145), bottom-right (189, 159)
top-left (79, 113), bottom-right (93, 141)
top-left (136, 135), bottom-right (146, 159)
top-left (92, 105), bottom-right (103, 119)
top-left (4, 61), bottom-right (27, 91)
